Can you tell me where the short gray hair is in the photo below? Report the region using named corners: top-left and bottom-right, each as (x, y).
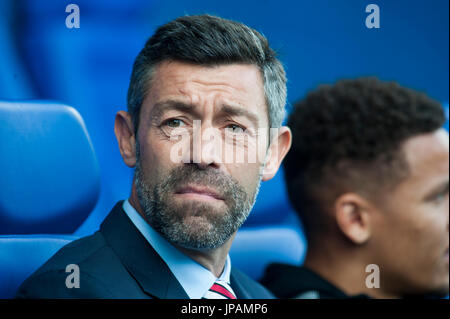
top-left (127, 14), bottom-right (287, 134)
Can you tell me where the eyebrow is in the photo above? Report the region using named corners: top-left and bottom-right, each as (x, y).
top-left (218, 104), bottom-right (260, 128)
top-left (150, 100), bottom-right (201, 122)
top-left (150, 99), bottom-right (260, 127)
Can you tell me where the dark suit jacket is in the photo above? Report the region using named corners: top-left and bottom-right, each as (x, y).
top-left (15, 201), bottom-right (274, 299)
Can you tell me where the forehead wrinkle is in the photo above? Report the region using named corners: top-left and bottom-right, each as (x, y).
top-left (189, 78), bottom-right (251, 94)
top-left (178, 84), bottom-right (262, 122)
top-left (149, 61), bottom-right (267, 125)
top-left (154, 60), bottom-right (264, 95)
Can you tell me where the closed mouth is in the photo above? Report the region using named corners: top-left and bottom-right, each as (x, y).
top-left (175, 185), bottom-right (224, 201)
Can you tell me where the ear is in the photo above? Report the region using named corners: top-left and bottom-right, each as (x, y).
top-left (261, 126), bottom-right (292, 181)
top-left (334, 193), bottom-right (373, 245)
top-left (114, 110), bottom-right (137, 168)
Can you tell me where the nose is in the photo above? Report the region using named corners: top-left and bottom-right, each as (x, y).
top-left (191, 121), bottom-right (222, 169)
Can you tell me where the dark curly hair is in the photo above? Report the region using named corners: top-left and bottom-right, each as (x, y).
top-left (285, 77), bottom-right (445, 240)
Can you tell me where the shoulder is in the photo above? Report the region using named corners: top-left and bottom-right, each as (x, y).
top-left (260, 263), bottom-right (351, 299)
top-left (22, 231), bottom-right (110, 277)
top-left (259, 263), bottom-right (308, 298)
top-left (231, 267), bottom-right (275, 299)
top-left (15, 232), bottom-right (141, 298)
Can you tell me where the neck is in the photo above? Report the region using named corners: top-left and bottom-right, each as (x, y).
top-left (128, 187), bottom-right (232, 278)
top-left (176, 237), bottom-right (234, 278)
top-left (304, 239), bottom-right (401, 299)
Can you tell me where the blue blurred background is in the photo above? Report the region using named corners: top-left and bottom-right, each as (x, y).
top-left (1, 0), bottom-right (448, 238)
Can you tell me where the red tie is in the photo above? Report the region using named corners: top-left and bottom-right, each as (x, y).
top-left (202, 280), bottom-right (237, 299)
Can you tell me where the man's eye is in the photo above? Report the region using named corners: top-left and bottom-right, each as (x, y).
top-left (164, 118), bottom-right (185, 128)
top-left (434, 192), bottom-right (448, 202)
top-left (226, 124), bottom-right (245, 133)
top-left (428, 189), bottom-right (449, 204)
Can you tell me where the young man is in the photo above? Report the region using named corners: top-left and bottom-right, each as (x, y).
top-left (16, 14), bottom-right (291, 299)
top-left (261, 78), bottom-right (448, 299)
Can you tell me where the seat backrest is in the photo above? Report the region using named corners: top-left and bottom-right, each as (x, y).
top-left (0, 235), bottom-right (77, 298)
top-left (230, 223), bottom-right (306, 281)
top-left (243, 167), bottom-right (294, 226)
top-left (232, 165), bottom-right (307, 280)
top-left (0, 101), bottom-right (100, 234)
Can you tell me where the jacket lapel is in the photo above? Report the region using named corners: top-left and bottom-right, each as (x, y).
top-left (100, 201), bottom-right (189, 299)
top-left (230, 268), bottom-right (252, 299)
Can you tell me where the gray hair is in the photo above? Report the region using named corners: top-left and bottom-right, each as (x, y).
top-left (127, 14), bottom-right (287, 134)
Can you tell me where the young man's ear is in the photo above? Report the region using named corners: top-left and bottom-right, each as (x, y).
top-left (334, 193), bottom-right (373, 245)
top-left (114, 111), bottom-right (137, 168)
top-left (261, 126), bottom-right (292, 181)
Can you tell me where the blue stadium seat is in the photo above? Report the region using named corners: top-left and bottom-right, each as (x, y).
top-left (0, 101), bottom-right (100, 234)
top-left (0, 101), bottom-right (100, 298)
top-left (244, 166), bottom-right (296, 226)
top-left (0, 235), bottom-right (77, 298)
top-left (230, 223), bottom-right (306, 280)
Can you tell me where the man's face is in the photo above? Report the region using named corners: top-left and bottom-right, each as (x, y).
top-left (133, 61), bottom-right (269, 250)
top-left (373, 129), bottom-right (449, 296)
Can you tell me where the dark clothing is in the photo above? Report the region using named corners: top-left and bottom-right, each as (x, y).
top-left (15, 201), bottom-right (273, 299)
top-left (260, 263), bottom-right (370, 299)
top-left (261, 263), bottom-right (448, 299)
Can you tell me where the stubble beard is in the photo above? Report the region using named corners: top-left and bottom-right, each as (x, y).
top-left (134, 148), bottom-right (262, 250)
